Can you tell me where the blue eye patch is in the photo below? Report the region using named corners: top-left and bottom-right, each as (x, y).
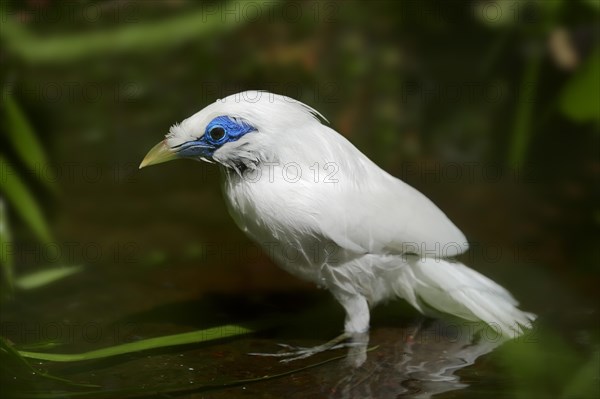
top-left (173, 116), bottom-right (256, 158)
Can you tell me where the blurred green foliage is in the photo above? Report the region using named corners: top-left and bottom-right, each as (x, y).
top-left (1, 95), bottom-right (54, 295)
top-left (499, 332), bottom-right (600, 399)
top-left (1, 0), bottom-right (271, 64)
top-left (559, 46), bottom-right (600, 122)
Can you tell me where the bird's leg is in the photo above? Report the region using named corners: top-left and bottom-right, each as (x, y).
top-left (335, 292), bottom-right (371, 334)
top-left (248, 294), bottom-right (371, 363)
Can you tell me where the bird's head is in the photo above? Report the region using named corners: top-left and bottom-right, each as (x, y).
top-left (139, 91), bottom-right (325, 171)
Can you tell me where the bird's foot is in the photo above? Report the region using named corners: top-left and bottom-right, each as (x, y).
top-left (248, 332), bottom-right (368, 363)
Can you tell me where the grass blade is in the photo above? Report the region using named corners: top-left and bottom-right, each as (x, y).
top-left (19, 325), bottom-right (252, 362)
top-left (0, 197), bottom-right (15, 293)
top-left (2, 94), bottom-right (57, 194)
top-left (0, 156), bottom-right (52, 243)
top-left (0, 337), bottom-right (99, 389)
top-left (508, 52), bottom-right (542, 167)
top-left (15, 265), bottom-right (82, 290)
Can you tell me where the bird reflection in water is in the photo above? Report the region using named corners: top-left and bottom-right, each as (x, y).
top-left (322, 318), bottom-right (505, 399)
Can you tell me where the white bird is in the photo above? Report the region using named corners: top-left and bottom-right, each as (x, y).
top-left (140, 90), bottom-right (535, 359)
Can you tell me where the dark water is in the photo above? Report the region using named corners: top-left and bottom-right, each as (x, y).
top-left (2, 229), bottom-right (598, 399)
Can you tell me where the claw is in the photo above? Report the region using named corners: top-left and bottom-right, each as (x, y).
top-left (247, 332), bottom-right (367, 363)
top-left (248, 346), bottom-right (317, 358)
top-left (247, 351), bottom-right (298, 358)
top-left (276, 343), bottom-right (307, 350)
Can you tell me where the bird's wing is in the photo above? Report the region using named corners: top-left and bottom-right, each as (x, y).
top-left (317, 180), bottom-right (468, 258)
top-left (312, 129), bottom-right (469, 259)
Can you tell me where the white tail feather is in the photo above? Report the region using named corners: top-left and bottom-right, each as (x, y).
top-left (394, 257), bottom-right (536, 337)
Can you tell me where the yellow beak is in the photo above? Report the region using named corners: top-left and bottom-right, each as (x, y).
top-left (139, 140), bottom-right (178, 169)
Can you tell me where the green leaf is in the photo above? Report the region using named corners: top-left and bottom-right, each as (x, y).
top-left (562, 349), bottom-right (600, 399)
top-left (0, 198), bottom-right (14, 292)
top-left (581, 0), bottom-right (600, 10)
top-left (559, 46), bottom-right (600, 122)
top-left (15, 265), bottom-right (82, 290)
top-left (18, 325), bottom-right (252, 362)
top-left (0, 156), bottom-right (52, 243)
top-left (499, 331), bottom-right (582, 399)
top-left (1, 337), bottom-right (99, 389)
top-left (2, 95), bottom-right (57, 194)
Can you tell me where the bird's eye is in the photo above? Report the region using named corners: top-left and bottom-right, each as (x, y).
top-left (208, 126), bottom-right (226, 142)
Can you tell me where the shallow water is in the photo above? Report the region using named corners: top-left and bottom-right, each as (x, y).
top-left (2, 239), bottom-right (598, 398)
